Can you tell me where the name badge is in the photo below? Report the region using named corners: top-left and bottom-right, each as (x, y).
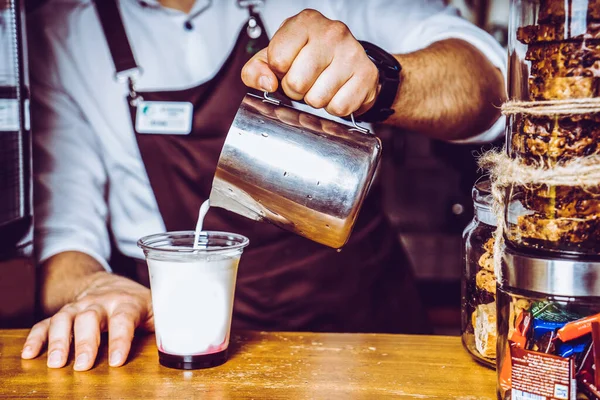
top-left (135, 101), bottom-right (193, 135)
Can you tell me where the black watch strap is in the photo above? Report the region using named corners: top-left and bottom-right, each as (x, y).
top-left (356, 41), bottom-right (401, 123)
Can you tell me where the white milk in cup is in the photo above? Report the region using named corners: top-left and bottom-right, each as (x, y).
top-left (138, 200), bottom-right (249, 370)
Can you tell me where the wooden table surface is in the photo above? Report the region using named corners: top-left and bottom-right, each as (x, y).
top-left (0, 330), bottom-right (496, 399)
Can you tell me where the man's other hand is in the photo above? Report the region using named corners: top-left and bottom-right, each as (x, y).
top-left (21, 270), bottom-right (153, 371)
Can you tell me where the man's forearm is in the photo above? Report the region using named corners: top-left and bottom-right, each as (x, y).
top-left (388, 38), bottom-right (506, 141)
top-left (39, 251), bottom-right (106, 315)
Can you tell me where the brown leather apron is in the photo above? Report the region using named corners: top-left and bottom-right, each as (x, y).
top-left (94, 0), bottom-right (430, 334)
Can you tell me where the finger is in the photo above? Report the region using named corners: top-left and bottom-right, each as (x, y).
top-left (326, 76), bottom-right (372, 117)
top-left (107, 305), bottom-right (140, 367)
top-left (355, 80), bottom-right (380, 116)
top-left (303, 60), bottom-right (353, 109)
top-left (46, 306), bottom-right (77, 368)
top-left (267, 15), bottom-right (309, 78)
top-left (241, 48), bottom-right (279, 93)
top-left (73, 305), bottom-right (106, 371)
top-left (281, 44), bottom-right (333, 101)
top-left (22, 319), bottom-right (51, 359)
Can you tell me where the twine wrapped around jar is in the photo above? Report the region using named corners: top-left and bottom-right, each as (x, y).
top-left (501, 98), bottom-right (600, 116)
top-left (478, 98), bottom-right (600, 280)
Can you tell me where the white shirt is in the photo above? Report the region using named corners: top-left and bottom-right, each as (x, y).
top-left (28, 0), bottom-right (506, 270)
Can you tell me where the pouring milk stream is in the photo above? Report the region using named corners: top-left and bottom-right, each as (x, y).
top-left (193, 199), bottom-right (211, 249)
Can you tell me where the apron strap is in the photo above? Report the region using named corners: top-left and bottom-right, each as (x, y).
top-left (92, 0), bottom-right (140, 80)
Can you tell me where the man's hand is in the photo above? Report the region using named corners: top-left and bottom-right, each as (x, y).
top-left (242, 9), bottom-right (379, 117)
top-left (242, 9), bottom-right (507, 141)
top-left (21, 253), bottom-right (153, 371)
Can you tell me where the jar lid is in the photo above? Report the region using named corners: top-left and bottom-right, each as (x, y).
top-left (501, 245), bottom-right (600, 297)
top-left (472, 177), bottom-right (493, 209)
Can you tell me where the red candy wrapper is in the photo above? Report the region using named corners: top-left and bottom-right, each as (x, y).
top-left (558, 312), bottom-right (600, 343)
top-left (574, 322), bottom-right (600, 399)
top-left (592, 322), bottom-right (600, 390)
top-left (512, 311), bottom-right (533, 349)
top-left (510, 345), bottom-right (575, 400)
top-left (500, 311), bottom-right (534, 394)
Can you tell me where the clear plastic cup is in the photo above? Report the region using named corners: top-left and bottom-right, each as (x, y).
top-left (137, 231), bottom-right (249, 370)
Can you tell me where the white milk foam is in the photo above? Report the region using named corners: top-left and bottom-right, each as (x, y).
top-left (193, 199), bottom-right (211, 249)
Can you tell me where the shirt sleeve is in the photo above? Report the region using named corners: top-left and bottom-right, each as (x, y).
top-left (29, 18), bottom-right (112, 271)
top-left (324, 0), bottom-right (507, 143)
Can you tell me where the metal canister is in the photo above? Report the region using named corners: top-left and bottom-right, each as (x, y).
top-left (497, 246), bottom-right (600, 400)
top-left (209, 92), bottom-right (381, 249)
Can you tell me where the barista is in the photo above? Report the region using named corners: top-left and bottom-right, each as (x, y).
top-left (22, 0), bottom-right (506, 371)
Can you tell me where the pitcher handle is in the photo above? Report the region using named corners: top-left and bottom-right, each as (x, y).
top-left (262, 91), bottom-right (370, 134)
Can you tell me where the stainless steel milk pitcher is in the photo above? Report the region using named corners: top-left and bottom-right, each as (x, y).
top-left (209, 92), bottom-right (382, 249)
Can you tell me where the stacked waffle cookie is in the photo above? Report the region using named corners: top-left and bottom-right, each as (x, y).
top-left (508, 0), bottom-right (600, 254)
top-left (511, 114), bottom-right (600, 163)
top-left (518, 0), bottom-right (600, 100)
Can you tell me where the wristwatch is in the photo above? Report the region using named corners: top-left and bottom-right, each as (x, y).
top-left (356, 40), bottom-right (402, 123)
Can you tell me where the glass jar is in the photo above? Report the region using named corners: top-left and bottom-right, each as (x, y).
top-left (461, 179), bottom-right (497, 368)
top-left (496, 245), bottom-right (600, 400)
top-left (505, 0), bottom-right (600, 257)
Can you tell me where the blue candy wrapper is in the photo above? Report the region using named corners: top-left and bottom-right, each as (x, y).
top-left (532, 319), bottom-right (567, 341)
top-left (558, 340), bottom-right (589, 358)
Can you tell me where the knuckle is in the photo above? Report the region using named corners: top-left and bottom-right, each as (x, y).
top-left (25, 334), bottom-right (42, 346)
top-left (327, 100), bottom-right (351, 117)
top-left (49, 312), bottom-right (70, 325)
top-left (78, 309), bottom-right (100, 321)
top-left (25, 333), bottom-right (39, 344)
top-left (109, 325), bottom-right (134, 344)
top-left (111, 310), bottom-right (130, 321)
top-left (31, 319), bottom-right (49, 332)
top-left (59, 303), bottom-right (78, 313)
top-left (347, 42), bottom-right (365, 60)
top-left (279, 16), bottom-right (291, 28)
top-left (268, 54), bottom-right (290, 74)
top-left (285, 75), bottom-right (308, 95)
top-left (109, 337), bottom-right (130, 348)
top-left (113, 292), bottom-right (132, 304)
top-left (355, 72), bottom-right (377, 93)
top-left (74, 298), bottom-right (92, 309)
top-left (297, 9), bottom-right (321, 21)
top-left (305, 92), bottom-right (328, 109)
top-left (325, 21), bottom-right (350, 41)
top-left (240, 64), bottom-right (250, 82)
top-left (74, 340), bottom-right (96, 353)
top-left (47, 339), bottom-right (68, 351)
top-left (366, 61), bottom-right (379, 80)
top-left (111, 308), bottom-right (137, 325)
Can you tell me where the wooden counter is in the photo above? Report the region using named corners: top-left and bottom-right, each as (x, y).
top-left (0, 330), bottom-right (496, 399)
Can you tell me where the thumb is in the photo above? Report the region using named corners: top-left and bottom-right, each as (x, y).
top-left (241, 48), bottom-right (279, 93)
